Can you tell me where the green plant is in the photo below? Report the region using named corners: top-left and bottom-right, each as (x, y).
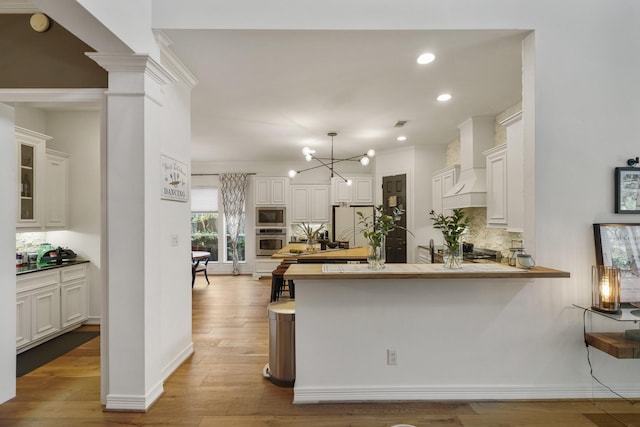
top-left (357, 205), bottom-right (410, 249)
top-left (429, 208), bottom-right (469, 252)
top-left (297, 222), bottom-right (325, 240)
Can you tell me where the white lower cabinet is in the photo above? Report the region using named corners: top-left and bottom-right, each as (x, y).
top-left (253, 258), bottom-right (280, 279)
top-left (60, 265), bottom-right (88, 328)
top-left (16, 263), bottom-right (88, 353)
top-left (15, 293), bottom-right (31, 348)
top-left (31, 284), bottom-right (61, 341)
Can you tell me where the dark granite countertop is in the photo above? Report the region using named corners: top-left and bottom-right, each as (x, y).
top-left (16, 259), bottom-right (90, 276)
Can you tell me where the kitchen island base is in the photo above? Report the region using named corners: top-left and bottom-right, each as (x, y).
top-left (280, 264), bottom-right (639, 404)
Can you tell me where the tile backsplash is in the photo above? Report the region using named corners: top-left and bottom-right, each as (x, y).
top-left (462, 207), bottom-right (523, 259)
top-left (16, 232), bottom-right (47, 253)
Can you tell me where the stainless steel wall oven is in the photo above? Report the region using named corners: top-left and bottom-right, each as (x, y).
top-left (256, 228), bottom-right (286, 256)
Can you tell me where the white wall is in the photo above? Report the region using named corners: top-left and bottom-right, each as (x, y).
top-left (0, 104), bottom-right (16, 404)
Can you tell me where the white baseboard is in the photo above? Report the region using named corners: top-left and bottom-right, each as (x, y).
top-left (293, 384), bottom-right (640, 404)
top-left (161, 342), bottom-right (194, 382)
top-left (105, 380), bottom-right (164, 412)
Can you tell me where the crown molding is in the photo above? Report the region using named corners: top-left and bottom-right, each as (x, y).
top-left (0, 1), bottom-right (39, 13)
top-left (0, 88), bottom-right (103, 103)
top-left (154, 30), bottom-right (199, 89)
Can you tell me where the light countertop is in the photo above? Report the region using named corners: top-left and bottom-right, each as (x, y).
top-left (284, 263), bottom-right (570, 280)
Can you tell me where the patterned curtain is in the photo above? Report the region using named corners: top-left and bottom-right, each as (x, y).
top-left (220, 173), bottom-right (249, 275)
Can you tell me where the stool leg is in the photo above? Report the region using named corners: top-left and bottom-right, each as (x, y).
top-left (289, 280), bottom-right (295, 299)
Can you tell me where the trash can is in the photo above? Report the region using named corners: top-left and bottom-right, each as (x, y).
top-left (265, 300), bottom-right (295, 387)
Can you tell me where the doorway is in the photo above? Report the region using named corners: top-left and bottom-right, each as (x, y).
top-left (382, 174), bottom-right (407, 263)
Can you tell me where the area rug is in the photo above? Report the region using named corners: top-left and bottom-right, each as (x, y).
top-left (16, 331), bottom-right (99, 377)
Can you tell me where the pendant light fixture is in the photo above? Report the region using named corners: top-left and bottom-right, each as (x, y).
top-left (288, 132), bottom-right (375, 184)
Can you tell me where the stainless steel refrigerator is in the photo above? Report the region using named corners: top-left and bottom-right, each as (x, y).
top-left (332, 206), bottom-right (374, 248)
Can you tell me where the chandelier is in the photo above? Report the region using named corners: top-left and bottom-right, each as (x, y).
top-left (288, 132), bottom-right (375, 184)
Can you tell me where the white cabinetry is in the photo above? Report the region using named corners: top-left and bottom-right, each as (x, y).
top-left (431, 165), bottom-right (459, 216)
top-left (60, 264), bottom-right (88, 328)
top-left (16, 127), bottom-right (69, 230)
top-left (253, 258), bottom-right (280, 280)
top-left (16, 127), bottom-right (50, 228)
top-left (484, 145), bottom-right (508, 227)
top-left (504, 112), bottom-right (524, 232)
top-left (483, 111), bottom-right (524, 231)
top-left (15, 293), bottom-right (31, 348)
top-left (16, 263), bottom-right (88, 353)
top-left (331, 176), bottom-right (374, 205)
top-left (45, 150), bottom-right (69, 228)
top-left (31, 283), bottom-right (61, 341)
top-left (291, 185), bottom-right (330, 223)
top-left (255, 177), bottom-right (287, 205)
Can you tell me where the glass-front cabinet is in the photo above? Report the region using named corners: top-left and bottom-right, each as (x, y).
top-left (16, 127), bottom-right (51, 228)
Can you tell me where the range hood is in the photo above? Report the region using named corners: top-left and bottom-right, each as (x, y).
top-left (442, 116), bottom-right (495, 209)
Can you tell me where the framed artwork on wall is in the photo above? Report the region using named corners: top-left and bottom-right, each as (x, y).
top-left (593, 223), bottom-right (640, 304)
top-left (161, 154), bottom-right (189, 202)
top-left (615, 167), bottom-right (640, 213)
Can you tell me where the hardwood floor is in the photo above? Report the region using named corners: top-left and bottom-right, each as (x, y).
top-left (1, 274), bottom-right (639, 426)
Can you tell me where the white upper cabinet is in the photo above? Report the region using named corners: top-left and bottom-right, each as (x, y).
top-left (484, 145), bottom-right (508, 227)
top-left (255, 177), bottom-right (287, 205)
top-left (483, 111), bottom-right (524, 231)
top-left (45, 150), bottom-right (70, 229)
top-left (504, 111), bottom-right (524, 232)
top-left (16, 127), bottom-right (50, 229)
top-left (291, 185), bottom-right (330, 223)
top-left (331, 176), bottom-right (374, 205)
top-left (431, 165), bottom-right (459, 216)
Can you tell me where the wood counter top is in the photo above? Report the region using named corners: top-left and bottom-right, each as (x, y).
top-left (284, 263), bottom-right (570, 280)
top-left (272, 244), bottom-right (368, 260)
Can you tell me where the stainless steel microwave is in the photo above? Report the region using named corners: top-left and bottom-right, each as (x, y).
top-left (256, 206), bottom-right (286, 227)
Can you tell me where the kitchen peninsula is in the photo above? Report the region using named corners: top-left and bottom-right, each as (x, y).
top-left (284, 263), bottom-right (570, 403)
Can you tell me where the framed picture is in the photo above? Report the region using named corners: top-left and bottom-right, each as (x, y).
top-left (615, 167), bottom-right (640, 213)
top-left (161, 154), bottom-right (189, 202)
top-left (593, 223), bottom-right (640, 304)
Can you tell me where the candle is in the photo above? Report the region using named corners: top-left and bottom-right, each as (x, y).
top-left (600, 275), bottom-right (611, 303)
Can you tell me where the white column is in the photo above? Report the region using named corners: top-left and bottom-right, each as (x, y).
top-left (88, 53), bottom-right (177, 411)
top-left (0, 104), bottom-right (16, 404)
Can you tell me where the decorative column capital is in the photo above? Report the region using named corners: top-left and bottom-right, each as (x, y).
top-left (86, 53), bottom-right (177, 86)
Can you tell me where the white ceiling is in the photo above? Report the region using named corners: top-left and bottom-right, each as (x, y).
top-left (164, 29), bottom-right (527, 163)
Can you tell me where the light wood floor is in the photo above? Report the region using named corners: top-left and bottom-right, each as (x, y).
top-left (1, 275), bottom-right (639, 426)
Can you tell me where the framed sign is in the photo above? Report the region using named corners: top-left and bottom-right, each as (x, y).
top-left (593, 223), bottom-right (640, 304)
top-left (161, 155), bottom-right (189, 202)
top-left (615, 167), bottom-right (640, 213)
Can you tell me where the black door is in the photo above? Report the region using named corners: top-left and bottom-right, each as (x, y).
top-left (382, 174), bottom-right (407, 263)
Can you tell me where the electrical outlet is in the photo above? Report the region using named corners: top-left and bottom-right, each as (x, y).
top-left (171, 234), bottom-right (179, 246)
top-left (387, 349), bottom-right (398, 365)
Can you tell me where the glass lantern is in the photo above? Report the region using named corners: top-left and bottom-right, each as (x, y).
top-left (591, 265), bottom-right (621, 314)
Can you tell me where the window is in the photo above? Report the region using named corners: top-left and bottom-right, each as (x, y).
top-left (190, 186), bottom-right (246, 264)
top-left (190, 188), bottom-right (219, 261)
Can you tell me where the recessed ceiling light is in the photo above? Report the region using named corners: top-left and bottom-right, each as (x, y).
top-left (437, 93), bottom-right (452, 102)
top-left (416, 53), bottom-right (435, 65)
top-left (397, 136), bottom-right (407, 142)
